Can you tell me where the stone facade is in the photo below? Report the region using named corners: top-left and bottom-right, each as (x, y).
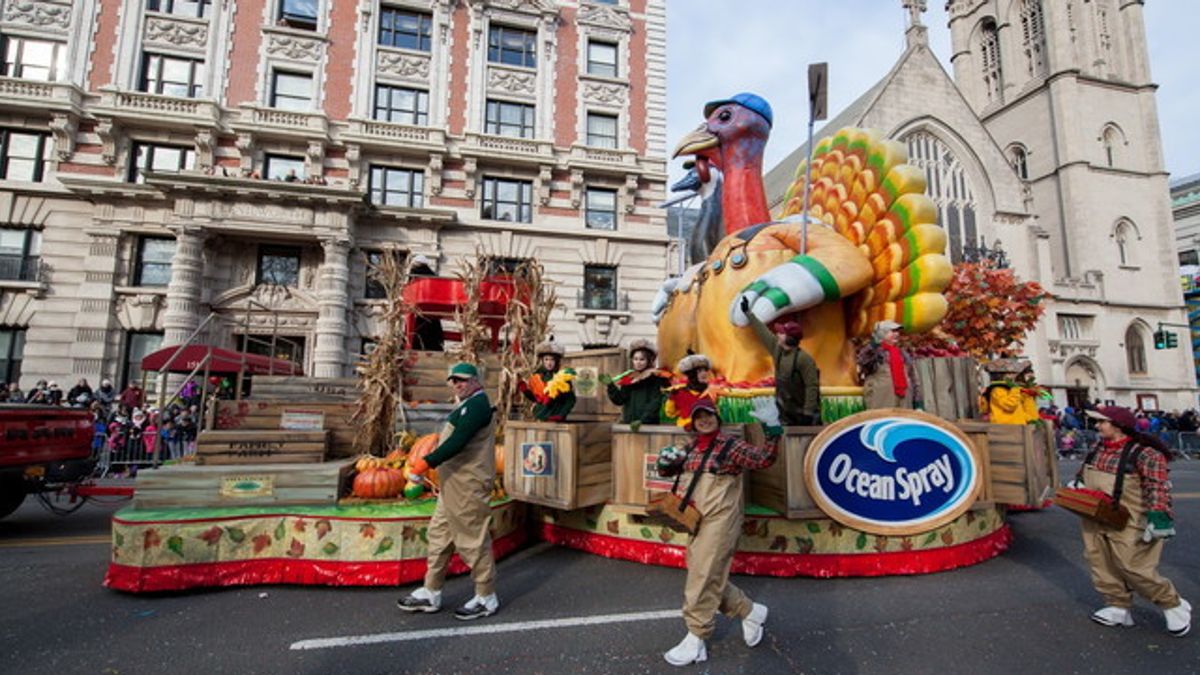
top-left (0, 0), bottom-right (669, 388)
top-left (765, 0), bottom-right (1195, 411)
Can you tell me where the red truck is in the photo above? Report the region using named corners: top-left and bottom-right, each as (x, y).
top-left (0, 405), bottom-right (95, 519)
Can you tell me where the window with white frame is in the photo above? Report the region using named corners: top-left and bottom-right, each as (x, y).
top-left (0, 229), bottom-right (40, 282)
top-left (485, 100), bottom-right (535, 138)
top-left (263, 154), bottom-right (305, 181)
top-left (123, 331), bottom-right (163, 388)
top-left (146, 0), bottom-right (212, 19)
top-left (0, 129), bottom-right (50, 182)
top-left (139, 53), bottom-right (205, 97)
top-left (270, 70), bottom-right (313, 111)
top-left (481, 177), bottom-right (532, 223)
top-left (1057, 314), bottom-right (1092, 341)
top-left (379, 7), bottom-right (432, 51)
top-left (0, 35), bottom-right (65, 82)
top-left (586, 112), bottom-right (618, 148)
top-left (128, 142), bottom-right (195, 183)
top-left (1114, 220), bottom-right (1136, 266)
top-left (488, 25), bottom-right (537, 68)
top-left (278, 0), bottom-right (318, 31)
top-left (369, 166), bottom-right (424, 208)
top-left (587, 40), bottom-right (617, 77)
top-left (904, 130), bottom-right (976, 264)
top-left (364, 251), bottom-right (386, 300)
top-left (1020, 0), bottom-right (1047, 77)
top-left (1007, 145), bottom-right (1028, 180)
top-left (1102, 126), bottom-right (1121, 168)
top-left (374, 85), bottom-right (428, 125)
top-left (585, 188), bottom-right (617, 230)
top-left (583, 265), bottom-right (617, 310)
top-left (134, 237), bottom-right (175, 287)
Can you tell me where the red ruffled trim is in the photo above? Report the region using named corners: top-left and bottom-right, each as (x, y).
top-left (104, 529), bottom-right (527, 593)
top-left (538, 523), bottom-right (1012, 578)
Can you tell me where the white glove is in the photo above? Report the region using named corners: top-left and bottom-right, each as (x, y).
top-left (750, 398), bottom-right (782, 429)
top-left (656, 445), bottom-right (687, 473)
top-left (650, 277), bottom-right (681, 325)
top-left (405, 471), bottom-right (425, 484)
top-left (1065, 477), bottom-right (1085, 490)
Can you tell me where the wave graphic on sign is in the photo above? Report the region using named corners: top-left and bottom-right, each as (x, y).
top-left (858, 419), bottom-right (977, 518)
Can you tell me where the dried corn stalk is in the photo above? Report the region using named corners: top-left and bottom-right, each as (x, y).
top-left (451, 250), bottom-right (490, 366)
top-left (352, 248), bottom-right (413, 455)
top-left (497, 259), bottom-right (558, 434)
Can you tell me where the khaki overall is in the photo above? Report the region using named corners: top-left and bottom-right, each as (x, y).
top-left (423, 403), bottom-right (498, 596)
top-left (681, 471), bottom-right (753, 639)
top-left (1081, 465), bottom-right (1180, 610)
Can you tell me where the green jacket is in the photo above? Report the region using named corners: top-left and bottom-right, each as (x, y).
top-left (524, 367), bottom-right (576, 421)
top-left (749, 313), bottom-right (820, 423)
top-left (425, 389), bottom-right (494, 468)
top-left (606, 372), bottom-right (669, 424)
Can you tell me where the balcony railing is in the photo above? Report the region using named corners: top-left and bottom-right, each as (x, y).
top-left (463, 132), bottom-right (554, 161)
top-left (0, 77), bottom-right (84, 112)
top-left (0, 255), bottom-right (41, 282)
top-left (96, 88), bottom-right (220, 124)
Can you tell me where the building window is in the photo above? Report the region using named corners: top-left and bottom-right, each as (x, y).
top-left (139, 53), bottom-right (204, 98)
top-left (587, 40), bottom-right (618, 77)
top-left (1007, 146), bottom-right (1028, 180)
top-left (0, 35), bottom-right (65, 82)
top-left (239, 334), bottom-right (305, 364)
top-left (360, 338), bottom-right (378, 358)
top-left (485, 99), bottom-right (535, 138)
top-left (0, 229), bottom-right (40, 282)
top-left (123, 331), bottom-right (163, 388)
top-left (485, 256), bottom-right (526, 276)
top-left (583, 265), bottom-right (617, 310)
top-left (257, 245), bottom-right (302, 286)
top-left (1020, 0), bottom-right (1047, 77)
top-left (374, 85), bottom-right (429, 125)
top-left (369, 166), bottom-right (424, 208)
top-left (1180, 250), bottom-right (1199, 267)
top-left (0, 129), bottom-right (50, 182)
top-left (128, 143), bottom-right (195, 183)
top-left (278, 0), bottom-right (318, 30)
top-left (270, 70), bottom-right (313, 111)
top-left (364, 251), bottom-right (386, 299)
top-left (980, 19), bottom-right (1003, 103)
top-left (0, 327), bottom-right (24, 385)
top-left (263, 154), bottom-right (305, 181)
top-left (585, 188), bottom-right (617, 230)
top-left (1114, 220), bottom-right (1136, 266)
top-left (481, 177), bottom-right (533, 223)
top-left (487, 25), bottom-right (537, 68)
top-left (904, 130), bottom-right (977, 264)
top-left (1125, 325), bottom-right (1147, 375)
top-left (146, 0), bottom-right (212, 19)
top-left (586, 113), bottom-right (618, 148)
top-left (379, 7), bottom-right (432, 51)
top-left (1057, 314), bottom-right (1091, 341)
top-left (134, 237), bottom-right (175, 287)
top-left (1102, 126), bottom-right (1121, 168)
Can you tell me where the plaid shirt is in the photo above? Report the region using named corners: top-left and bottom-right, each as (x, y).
top-left (681, 432), bottom-right (779, 476)
top-left (1085, 440), bottom-right (1172, 516)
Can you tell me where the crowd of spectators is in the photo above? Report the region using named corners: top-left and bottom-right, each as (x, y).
top-left (1042, 399), bottom-right (1200, 458)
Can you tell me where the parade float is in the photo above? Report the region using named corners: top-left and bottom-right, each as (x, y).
top-left (105, 94), bottom-right (1056, 593)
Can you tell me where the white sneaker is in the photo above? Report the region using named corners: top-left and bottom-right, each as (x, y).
top-left (743, 602), bottom-right (768, 647)
top-left (664, 632), bottom-right (707, 667)
top-left (1165, 599), bottom-right (1192, 637)
top-left (1090, 606), bottom-right (1134, 628)
top-left (397, 586), bottom-right (441, 613)
top-left (454, 593), bottom-right (499, 621)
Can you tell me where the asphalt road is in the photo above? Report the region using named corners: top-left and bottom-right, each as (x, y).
top-left (2, 460), bottom-right (1199, 675)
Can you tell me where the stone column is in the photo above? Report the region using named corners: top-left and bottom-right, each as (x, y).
top-left (313, 236), bottom-right (351, 378)
top-left (162, 226), bottom-right (207, 347)
top-left (68, 230), bottom-right (122, 382)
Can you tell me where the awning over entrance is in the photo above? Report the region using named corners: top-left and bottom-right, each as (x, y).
top-left (141, 345), bottom-right (303, 376)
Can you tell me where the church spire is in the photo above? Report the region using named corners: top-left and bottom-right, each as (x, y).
top-left (902, 0), bottom-right (929, 48)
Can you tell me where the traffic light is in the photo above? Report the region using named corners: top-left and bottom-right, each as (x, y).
top-left (1154, 330), bottom-right (1167, 349)
top-left (1166, 331), bottom-right (1179, 349)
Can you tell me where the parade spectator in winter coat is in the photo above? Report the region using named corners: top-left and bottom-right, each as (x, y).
top-left (68, 379), bottom-right (92, 407)
top-left (119, 382), bottom-right (144, 410)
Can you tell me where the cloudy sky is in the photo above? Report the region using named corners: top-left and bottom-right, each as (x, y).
top-left (665, 1), bottom-right (1199, 187)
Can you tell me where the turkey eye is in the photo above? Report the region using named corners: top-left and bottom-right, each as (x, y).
top-left (718, 109), bottom-right (732, 122)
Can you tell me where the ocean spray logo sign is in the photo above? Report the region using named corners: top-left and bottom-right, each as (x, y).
top-left (803, 411), bottom-right (981, 535)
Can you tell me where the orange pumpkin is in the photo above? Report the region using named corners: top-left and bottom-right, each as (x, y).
top-left (405, 433), bottom-right (440, 487)
top-left (384, 448), bottom-right (406, 466)
top-left (352, 467), bottom-right (405, 499)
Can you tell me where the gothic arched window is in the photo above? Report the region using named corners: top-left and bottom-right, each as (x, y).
top-left (979, 19), bottom-right (1003, 103)
top-left (1102, 125), bottom-right (1122, 167)
top-left (903, 130), bottom-right (977, 264)
top-left (1007, 145), bottom-right (1029, 180)
top-left (1114, 219), bottom-right (1137, 266)
top-left (1020, 0), bottom-right (1047, 77)
top-left (1125, 324), bottom-right (1147, 375)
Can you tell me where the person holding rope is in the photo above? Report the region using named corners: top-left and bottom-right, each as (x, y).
top-left (1070, 405), bottom-right (1190, 635)
top-left (398, 362), bottom-right (500, 620)
top-left (656, 397), bottom-right (783, 665)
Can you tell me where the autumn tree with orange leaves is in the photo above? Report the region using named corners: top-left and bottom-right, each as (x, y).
top-left (902, 260), bottom-right (1050, 360)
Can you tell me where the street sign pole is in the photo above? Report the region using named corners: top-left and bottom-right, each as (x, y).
top-left (799, 62), bottom-right (828, 256)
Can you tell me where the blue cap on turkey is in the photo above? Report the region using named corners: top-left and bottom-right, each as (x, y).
top-left (704, 92), bottom-right (773, 128)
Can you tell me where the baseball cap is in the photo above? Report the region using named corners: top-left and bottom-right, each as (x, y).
top-left (704, 92), bottom-right (773, 128)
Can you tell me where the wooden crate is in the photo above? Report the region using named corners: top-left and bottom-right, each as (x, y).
top-left (503, 421), bottom-right (612, 510)
top-left (748, 426), bottom-right (823, 518)
top-left (215, 401), bottom-right (359, 457)
top-left (957, 421), bottom-right (1056, 507)
top-left (913, 357), bottom-right (980, 421)
top-left (611, 424), bottom-right (752, 514)
top-left (563, 348), bottom-right (625, 420)
top-left (405, 352), bottom-right (503, 403)
top-left (195, 430), bottom-right (329, 465)
top-left (250, 377), bottom-right (359, 402)
top-left (133, 460), bottom-right (353, 509)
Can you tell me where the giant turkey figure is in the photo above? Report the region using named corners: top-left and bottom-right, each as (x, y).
top-left (653, 93), bottom-right (952, 390)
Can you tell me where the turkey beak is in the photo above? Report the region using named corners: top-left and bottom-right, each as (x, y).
top-left (672, 124), bottom-right (718, 158)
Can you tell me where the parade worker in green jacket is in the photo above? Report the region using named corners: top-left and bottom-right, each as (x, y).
top-left (398, 362), bottom-right (500, 620)
top-left (741, 296), bottom-right (821, 425)
top-left (603, 338), bottom-right (671, 429)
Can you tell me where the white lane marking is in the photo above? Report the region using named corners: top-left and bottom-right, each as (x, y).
top-left (289, 609), bottom-right (681, 651)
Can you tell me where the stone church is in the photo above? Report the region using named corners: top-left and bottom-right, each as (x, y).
top-left (764, 0), bottom-right (1195, 411)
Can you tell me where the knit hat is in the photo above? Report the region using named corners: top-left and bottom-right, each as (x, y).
top-left (1086, 406), bottom-right (1137, 434)
top-left (535, 340), bottom-right (565, 357)
top-left (628, 338), bottom-right (657, 358)
top-left (676, 354), bottom-right (711, 374)
top-left (446, 362), bottom-right (479, 380)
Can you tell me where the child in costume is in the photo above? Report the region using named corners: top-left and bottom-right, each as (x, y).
top-left (603, 338), bottom-right (671, 430)
top-left (518, 340), bottom-right (576, 422)
top-left (665, 354), bottom-right (717, 429)
top-left (982, 359), bottom-right (1041, 425)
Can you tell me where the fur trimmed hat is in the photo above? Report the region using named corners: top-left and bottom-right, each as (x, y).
top-left (676, 353), bottom-right (711, 374)
top-left (535, 340), bottom-right (565, 357)
top-left (627, 338), bottom-right (657, 357)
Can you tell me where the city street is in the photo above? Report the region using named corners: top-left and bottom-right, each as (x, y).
top-left (1, 459), bottom-right (1198, 674)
